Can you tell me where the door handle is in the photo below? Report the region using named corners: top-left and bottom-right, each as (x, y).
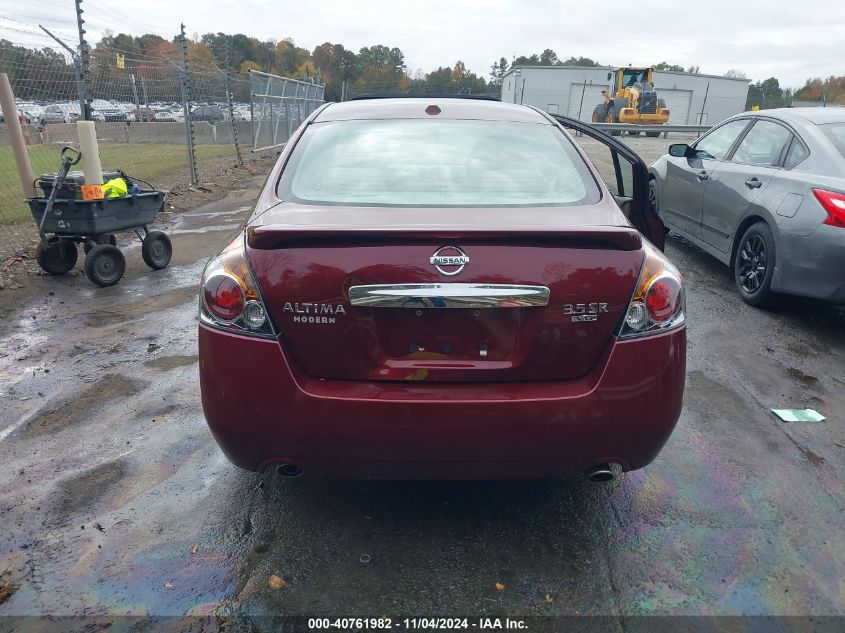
top-left (745, 177), bottom-right (762, 189)
top-left (696, 170), bottom-right (709, 181)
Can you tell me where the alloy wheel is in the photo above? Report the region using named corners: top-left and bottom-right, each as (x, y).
top-left (737, 234), bottom-right (767, 294)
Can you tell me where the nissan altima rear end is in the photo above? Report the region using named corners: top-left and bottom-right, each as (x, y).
top-left (198, 98), bottom-right (686, 480)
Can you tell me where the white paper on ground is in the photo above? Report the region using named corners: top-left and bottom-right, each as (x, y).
top-left (770, 408), bottom-right (826, 422)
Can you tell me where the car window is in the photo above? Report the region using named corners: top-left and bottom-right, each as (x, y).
top-left (731, 120), bottom-right (792, 166)
top-left (783, 137), bottom-right (809, 169)
top-left (575, 136), bottom-right (633, 197)
top-left (278, 119), bottom-right (600, 207)
top-left (694, 119), bottom-right (750, 160)
top-left (819, 123), bottom-right (845, 160)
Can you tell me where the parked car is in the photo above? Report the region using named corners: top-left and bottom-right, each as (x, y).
top-left (191, 105), bottom-right (224, 123)
top-left (91, 99), bottom-right (128, 122)
top-left (38, 103), bottom-right (79, 125)
top-left (232, 106), bottom-right (252, 121)
top-left (650, 108), bottom-right (845, 305)
top-left (130, 106), bottom-right (159, 122)
top-left (15, 102), bottom-right (42, 123)
top-left (153, 109), bottom-right (183, 122)
top-left (198, 98), bottom-right (686, 480)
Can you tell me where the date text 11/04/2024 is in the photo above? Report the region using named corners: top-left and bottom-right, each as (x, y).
top-left (307, 618), bottom-right (528, 630)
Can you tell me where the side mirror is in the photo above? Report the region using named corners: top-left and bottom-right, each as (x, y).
top-left (668, 143), bottom-right (691, 158)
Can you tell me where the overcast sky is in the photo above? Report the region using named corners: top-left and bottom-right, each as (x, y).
top-left (6, 0), bottom-right (844, 88)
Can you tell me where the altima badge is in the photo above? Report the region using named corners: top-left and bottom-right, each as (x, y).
top-left (430, 246), bottom-right (470, 276)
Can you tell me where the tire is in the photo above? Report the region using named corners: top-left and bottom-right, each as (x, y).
top-left (627, 130), bottom-right (641, 136)
top-left (36, 240), bottom-right (78, 275)
top-left (84, 244), bottom-right (126, 287)
top-left (141, 231), bottom-right (172, 270)
top-left (734, 222), bottom-right (776, 307)
top-left (83, 234), bottom-right (117, 255)
top-left (648, 179), bottom-right (659, 214)
top-left (591, 105), bottom-right (606, 123)
top-left (605, 107), bottom-right (622, 136)
top-left (645, 131), bottom-right (661, 137)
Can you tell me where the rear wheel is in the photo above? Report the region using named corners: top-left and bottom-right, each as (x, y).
top-left (735, 222), bottom-right (776, 307)
top-left (141, 231), bottom-right (172, 270)
top-left (591, 105), bottom-right (606, 123)
top-left (645, 131), bottom-right (661, 137)
top-left (83, 234), bottom-right (117, 254)
top-left (36, 239), bottom-right (78, 275)
top-left (84, 244), bottom-right (126, 287)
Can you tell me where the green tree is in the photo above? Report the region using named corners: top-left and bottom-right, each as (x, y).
top-left (489, 57), bottom-right (508, 86)
top-left (539, 49), bottom-right (558, 65)
top-left (561, 56), bottom-right (600, 67)
top-left (653, 61), bottom-right (685, 72)
top-left (746, 77), bottom-right (786, 109)
top-left (513, 54), bottom-right (540, 66)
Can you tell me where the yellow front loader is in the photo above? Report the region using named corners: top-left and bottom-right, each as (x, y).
top-left (592, 67), bottom-right (670, 136)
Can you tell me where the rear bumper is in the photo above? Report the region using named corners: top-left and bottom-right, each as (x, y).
top-left (199, 324), bottom-right (686, 479)
top-left (777, 226), bottom-right (845, 300)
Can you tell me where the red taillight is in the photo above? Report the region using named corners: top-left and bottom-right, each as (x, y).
top-left (813, 189), bottom-right (845, 228)
top-left (645, 276), bottom-right (682, 322)
top-left (203, 275), bottom-right (244, 321)
top-left (425, 105), bottom-right (441, 115)
top-left (617, 241), bottom-right (685, 339)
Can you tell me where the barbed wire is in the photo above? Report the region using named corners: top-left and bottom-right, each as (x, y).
top-left (0, 16), bottom-right (258, 225)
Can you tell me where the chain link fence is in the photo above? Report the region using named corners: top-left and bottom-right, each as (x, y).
top-left (249, 70), bottom-right (325, 152)
top-left (0, 20), bottom-right (284, 225)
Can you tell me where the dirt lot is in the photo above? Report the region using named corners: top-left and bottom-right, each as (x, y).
top-left (0, 135), bottom-right (843, 627)
top-left (0, 154), bottom-right (276, 320)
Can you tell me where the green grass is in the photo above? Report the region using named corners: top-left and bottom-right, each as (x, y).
top-left (0, 143), bottom-right (236, 225)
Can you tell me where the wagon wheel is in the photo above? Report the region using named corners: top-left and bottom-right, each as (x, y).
top-left (36, 239), bottom-right (78, 275)
top-left (141, 231), bottom-right (172, 270)
top-left (84, 244), bottom-right (126, 287)
top-left (83, 234), bottom-right (117, 255)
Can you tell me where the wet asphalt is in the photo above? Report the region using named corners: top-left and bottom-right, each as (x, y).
top-left (0, 140), bottom-right (843, 622)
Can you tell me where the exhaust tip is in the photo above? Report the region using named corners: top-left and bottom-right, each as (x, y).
top-left (277, 464), bottom-right (303, 478)
top-left (585, 463), bottom-right (614, 483)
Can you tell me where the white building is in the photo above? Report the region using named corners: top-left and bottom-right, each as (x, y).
top-left (500, 66), bottom-right (751, 126)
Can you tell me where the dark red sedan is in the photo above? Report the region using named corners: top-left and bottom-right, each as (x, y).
top-left (198, 98), bottom-right (686, 481)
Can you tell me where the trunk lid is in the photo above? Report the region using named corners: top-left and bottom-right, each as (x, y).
top-left (247, 203), bottom-right (644, 383)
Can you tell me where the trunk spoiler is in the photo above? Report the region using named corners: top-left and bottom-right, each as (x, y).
top-left (247, 225), bottom-right (643, 251)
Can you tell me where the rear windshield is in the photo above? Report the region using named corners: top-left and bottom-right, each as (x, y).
top-left (819, 123), bottom-right (845, 160)
top-left (276, 119), bottom-right (599, 207)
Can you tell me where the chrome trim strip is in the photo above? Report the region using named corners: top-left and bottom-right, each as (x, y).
top-left (348, 283), bottom-right (550, 308)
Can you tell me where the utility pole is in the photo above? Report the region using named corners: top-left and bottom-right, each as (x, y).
top-left (179, 23), bottom-right (197, 184)
top-left (73, 0), bottom-right (91, 120)
top-left (39, 25), bottom-right (86, 110)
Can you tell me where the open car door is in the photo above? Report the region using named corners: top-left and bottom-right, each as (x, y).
top-left (550, 114), bottom-right (667, 251)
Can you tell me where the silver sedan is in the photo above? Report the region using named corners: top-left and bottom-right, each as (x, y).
top-left (649, 108), bottom-right (845, 306)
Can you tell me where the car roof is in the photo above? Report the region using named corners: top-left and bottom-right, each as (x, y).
top-left (314, 98), bottom-right (551, 124)
top-left (748, 107), bottom-right (845, 125)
